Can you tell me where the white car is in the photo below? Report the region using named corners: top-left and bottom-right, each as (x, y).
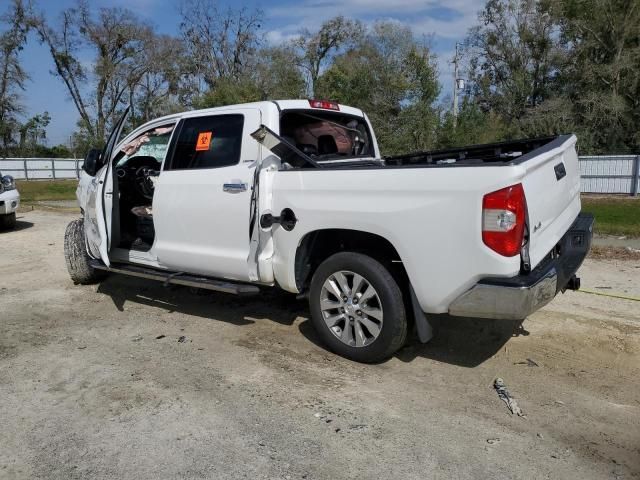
top-left (65, 100), bottom-right (593, 362)
top-left (0, 173), bottom-right (19, 230)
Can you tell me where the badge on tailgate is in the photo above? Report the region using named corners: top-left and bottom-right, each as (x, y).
top-left (554, 162), bottom-right (566, 180)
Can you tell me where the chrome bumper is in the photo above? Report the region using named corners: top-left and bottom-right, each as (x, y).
top-left (448, 268), bottom-right (557, 320)
top-left (448, 212), bottom-right (593, 320)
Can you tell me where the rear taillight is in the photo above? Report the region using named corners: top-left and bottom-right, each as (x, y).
top-left (308, 99), bottom-right (340, 111)
top-left (482, 183), bottom-right (527, 257)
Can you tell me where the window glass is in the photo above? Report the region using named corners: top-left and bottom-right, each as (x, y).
top-left (167, 114), bottom-right (244, 170)
top-left (279, 111), bottom-right (373, 160)
top-left (116, 125), bottom-right (175, 167)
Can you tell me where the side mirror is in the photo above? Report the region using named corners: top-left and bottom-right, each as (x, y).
top-left (82, 148), bottom-right (102, 176)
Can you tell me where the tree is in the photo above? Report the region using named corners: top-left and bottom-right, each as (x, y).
top-left (127, 34), bottom-right (186, 126)
top-left (197, 45), bottom-right (306, 108)
top-left (0, 0), bottom-right (31, 155)
top-left (557, 0), bottom-right (640, 152)
top-left (35, 1), bottom-right (157, 144)
top-left (180, 0), bottom-right (263, 95)
top-left (317, 22), bottom-right (440, 154)
top-left (254, 46), bottom-right (306, 100)
top-left (438, 98), bottom-right (508, 148)
top-left (18, 111), bottom-right (50, 154)
top-left (294, 16), bottom-right (364, 96)
top-left (465, 0), bottom-right (565, 133)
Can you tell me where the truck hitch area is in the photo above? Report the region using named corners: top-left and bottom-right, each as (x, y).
top-left (564, 275), bottom-right (581, 292)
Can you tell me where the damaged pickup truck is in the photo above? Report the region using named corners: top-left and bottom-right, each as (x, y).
top-left (65, 99), bottom-right (592, 362)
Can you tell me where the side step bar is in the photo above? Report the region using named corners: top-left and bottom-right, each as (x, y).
top-left (90, 260), bottom-right (260, 295)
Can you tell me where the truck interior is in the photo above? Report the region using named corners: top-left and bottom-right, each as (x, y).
top-left (112, 124), bottom-right (174, 252)
top-left (279, 110), bottom-right (374, 161)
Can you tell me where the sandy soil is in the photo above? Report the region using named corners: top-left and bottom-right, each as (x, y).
top-left (1, 210), bottom-right (638, 480)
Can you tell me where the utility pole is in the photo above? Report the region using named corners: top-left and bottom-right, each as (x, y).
top-left (452, 42), bottom-right (460, 129)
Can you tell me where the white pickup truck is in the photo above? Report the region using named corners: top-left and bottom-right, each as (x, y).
top-left (65, 99), bottom-right (592, 362)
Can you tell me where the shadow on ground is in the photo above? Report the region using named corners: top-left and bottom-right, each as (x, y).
top-left (297, 313), bottom-right (526, 368)
top-left (96, 274), bottom-right (306, 327)
top-left (0, 218), bottom-right (34, 233)
top-left (97, 275), bottom-right (524, 368)
top-left (395, 314), bottom-right (527, 368)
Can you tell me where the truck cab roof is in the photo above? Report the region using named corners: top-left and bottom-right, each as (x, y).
top-left (145, 100), bottom-right (367, 127)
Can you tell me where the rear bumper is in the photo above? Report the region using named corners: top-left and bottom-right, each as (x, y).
top-left (0, 189), bottom-right (20, 214)
top-left (448, 212), bottom-right (593, 320)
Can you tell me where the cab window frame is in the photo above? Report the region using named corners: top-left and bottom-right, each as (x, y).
top-left (164, 113), bottom-right (245, 171)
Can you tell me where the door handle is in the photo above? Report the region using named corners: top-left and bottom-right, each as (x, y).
top-left (223, 183), bottom-right (247, 193)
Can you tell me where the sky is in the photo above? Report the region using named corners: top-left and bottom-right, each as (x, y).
top-left (13, 0), bottom-right (485, 146)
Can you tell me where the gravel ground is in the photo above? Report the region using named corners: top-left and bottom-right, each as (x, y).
top-left (1, 210), bottom-right (639, 480)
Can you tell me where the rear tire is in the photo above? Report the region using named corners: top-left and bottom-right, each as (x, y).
top-left (0, 212), bottom-right (16, 230)
top-left (64, 218), bottom-right (107, 284)
top-left (308, 252), bottom-right (407, 363)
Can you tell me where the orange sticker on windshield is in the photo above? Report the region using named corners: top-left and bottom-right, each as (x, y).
top-left (195, 131), bottom-right (212, 151)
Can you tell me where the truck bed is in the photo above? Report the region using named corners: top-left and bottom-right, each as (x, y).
top-left (383, 135), bottom-right (567, 167)
top-left (251, 126), bottom-right (568, 170)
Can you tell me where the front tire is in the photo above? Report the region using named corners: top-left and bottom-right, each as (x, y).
top-left (64, 218), bottom-right (107, 284)
top-left (0, 212), bottom-right (16, 230)
top-left (309, 252), bottom-right (407, 363)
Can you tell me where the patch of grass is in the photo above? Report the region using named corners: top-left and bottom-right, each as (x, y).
top-left (582, 196), bottom-right (640, 237)
top-left (16, 179), bottom-right (78, 203)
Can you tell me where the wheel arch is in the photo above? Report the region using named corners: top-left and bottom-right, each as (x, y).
top-left (294, 228), bottom-right (408, 294)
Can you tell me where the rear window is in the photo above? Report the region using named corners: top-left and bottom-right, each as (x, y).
top-left (280, 111), bottom-right (373, 160)
top-left (166, 114), bottom-right (244, 170)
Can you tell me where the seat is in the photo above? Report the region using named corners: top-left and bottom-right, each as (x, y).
top-left (317, 135), bottom-right (338, 155)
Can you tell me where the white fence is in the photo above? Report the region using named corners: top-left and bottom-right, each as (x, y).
top-left (579, 155), bottom-right (639, 196)
top-left (0, 157), bottom-right (81, 180)
top-left (1, 155), bottom-right (639, 195)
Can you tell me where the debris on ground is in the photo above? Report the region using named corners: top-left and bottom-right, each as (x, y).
top-left (155, 335), bottom-right (166, 340)
top-left (177, 335), bottom-right (186, 343)
top-left (514, 358), bottom-right (539, 367)
top-left (486, 438), bottom-right (501, 445)
top-left (493, 378), bottom-right (524, 417)
top-left (132, 335), bottom-right (143, 342)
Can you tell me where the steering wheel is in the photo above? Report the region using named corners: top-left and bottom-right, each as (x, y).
top-left (134, 166), bottom-right (157, 200)
top-left (115, 155), bottom-right (160, 200)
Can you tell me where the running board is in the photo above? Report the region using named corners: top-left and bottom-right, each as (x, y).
top-left (90, 260), bottom-right (260, 295)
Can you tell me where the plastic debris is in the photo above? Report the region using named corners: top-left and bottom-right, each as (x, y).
top-left (486, 438), bottom-right (501, 445)
top-left (155, 335), bottom-right (166, 340)
top-left (177, 335), bottom-right (186, 343)
top-left (494, 377), bottom-right (524, 416)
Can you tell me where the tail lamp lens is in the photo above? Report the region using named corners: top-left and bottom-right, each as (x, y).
top-left (482, 183), bottom-right (526, 257)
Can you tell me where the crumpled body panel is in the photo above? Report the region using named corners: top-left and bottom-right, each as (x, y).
top-left (76, 167), bottom-right (107, 260)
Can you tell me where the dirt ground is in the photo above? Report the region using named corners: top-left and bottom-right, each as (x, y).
top-left (1, 210), bottom-right (638, 480)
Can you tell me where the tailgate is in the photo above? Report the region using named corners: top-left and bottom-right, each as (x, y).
top-left (520, 135), bottom-right (582, 268)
